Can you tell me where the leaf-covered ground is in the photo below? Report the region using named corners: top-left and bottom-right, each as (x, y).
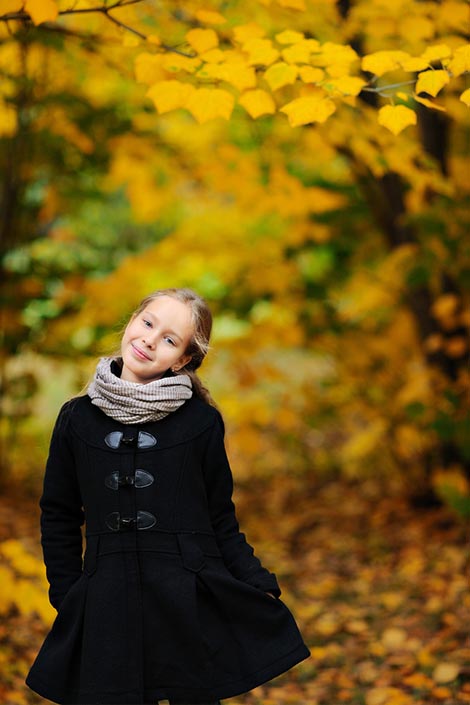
top-left (1, 479), bottom-right (469, 705)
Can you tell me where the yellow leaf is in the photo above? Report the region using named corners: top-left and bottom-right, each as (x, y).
top-left (199, 48), bottom-right (224, 63)
top-left (239, 89), bottom-right (276, 118)
top-left (233, 23), bottom-right (266, 44)
top-left (186, 28), bottom-right (219, 54)
top-left (243, 38), bottom-right (280, 66)
top-left (416, 69), bottom-right (450, 97)
top-left (198, 60), bottom-right (254, 90)
top-left (366, 687), bottom-right (413, 705)
top-left (448, 44), bottom-right (470, 77)
top-left (414, 95), bottom-right (447, 112)
top-left (195, 9), bottom-right (227, 25)
top-left (381, 627), bottom-right (407, 651)
top-left (196, 63), bottom-right (224, 81)
top-left (433, 662), bottom-right (460, 684)
top-left (421, 44), bottom-right (451, 63)
top-left (147, 34), bottom-right (161, 46)
top-left (186, 87), bottom-right (234, 123)
top-left (0, 0), bottom-right (23, 11)
top-left (418, 648), bottom-right (437, 669)
top-left (345, 619), bottom-right (369, 634)
top-left (460, 88), bottom-right (470, 106)
top-left (280, 95), bottom-right (336, 126)
top-left (282, 43), bottom-right (310, 64)
top-left (264, 62), bottom-right (298, 90)
top-left (146, 80), bottom-right (195, 114)
top-left (378, 105), bottom-right (417, 135)
top-left (24, 0), bottom-right (58, 24)
top-left (298, 66), bottom-right (325, 83)
top-left (362, 50), bottom-right (411, 76)
top-left (399, 57), bottom-right (429, 72)
top-left (275, 30), bottom-right (305, 44)
top-left (316, 42), bottom-right (359, 69)
top-left (326, 76), bottom-right (366, 96)
top-left (380, 592), bottom-right (404, 610)
top-left (283, 39), bottom-right (321, 65)
top-left (134, 52), bottom-right (163, 84)
top-left (219, 63), bottom-right (257, 91)
top-left (315, 612), bottom-right (341, 636)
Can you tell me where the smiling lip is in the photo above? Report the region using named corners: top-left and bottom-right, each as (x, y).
top-left (131, 344), bottom-right (152, 361)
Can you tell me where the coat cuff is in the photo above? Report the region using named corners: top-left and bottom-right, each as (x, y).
top-left (49, 573), bottom-right (83, 611)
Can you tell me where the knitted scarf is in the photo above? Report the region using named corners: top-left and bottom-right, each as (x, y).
top-left (87, 357), bottom-right (193, 424)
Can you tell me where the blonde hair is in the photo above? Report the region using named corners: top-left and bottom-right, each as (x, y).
top-left (123, 288), bottom-right (215, 406)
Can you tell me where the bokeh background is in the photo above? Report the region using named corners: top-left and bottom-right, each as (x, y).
top-left (0, 1), bottom-right (469, 704)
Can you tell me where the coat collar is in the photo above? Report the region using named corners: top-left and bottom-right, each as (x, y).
top-left (67, 394), bottom-right (217, 451)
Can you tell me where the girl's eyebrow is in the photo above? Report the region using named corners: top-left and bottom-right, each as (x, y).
top-left (143, 310), bottom-right (183, 342)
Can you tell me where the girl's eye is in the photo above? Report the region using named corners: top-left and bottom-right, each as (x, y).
top-left (165, 337), bottom-right (176, 346)
top-left (142, 318), bottom-right (152, 327)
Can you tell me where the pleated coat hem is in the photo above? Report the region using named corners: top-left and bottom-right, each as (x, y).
top-left (26, 642), bottom-right (310, 704)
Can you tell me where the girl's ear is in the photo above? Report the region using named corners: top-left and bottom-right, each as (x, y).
top-left (173, 354), bottom-right (192, 372)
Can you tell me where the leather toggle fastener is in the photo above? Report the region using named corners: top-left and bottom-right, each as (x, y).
top-left (105, 510), bottom-right (157, 532)
top-left (104, 431), bottom-right (157, 449)
top-left (105, 470), bottom-right (155, 490)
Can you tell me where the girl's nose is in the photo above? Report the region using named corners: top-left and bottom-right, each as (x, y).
top-left (142, 334), bottom-right (156, 348)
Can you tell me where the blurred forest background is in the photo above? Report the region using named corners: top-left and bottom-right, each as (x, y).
top-left (0, 1), bottom-right (469, 704)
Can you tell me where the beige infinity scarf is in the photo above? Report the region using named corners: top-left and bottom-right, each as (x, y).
top-left (87, 357), bottom-right (193, 424)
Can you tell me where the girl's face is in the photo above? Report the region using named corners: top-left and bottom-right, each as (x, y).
top-left (120, 296), bottom-right (194, 384)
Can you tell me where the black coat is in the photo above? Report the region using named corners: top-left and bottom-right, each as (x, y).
top-left (25, 392), bottom-right (310, 704)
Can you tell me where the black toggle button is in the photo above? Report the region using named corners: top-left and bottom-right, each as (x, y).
top-left (104, 431), bottom-right (124, 449)
top-left (105, 510), bottom-right (157, 532)
top-left (105, 470), bottom-right (155, 490)
top-left (104, 431), bottom-right (157, 449)
top-left (137, 431), bottom-right (157, 449)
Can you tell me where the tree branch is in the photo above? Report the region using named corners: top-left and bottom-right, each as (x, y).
top-left (0, 1), bottom-right (197, 57)
top-left (100, 4), bottom-right (147, 40)
top-left (0, 0), bottom-right (144, 23)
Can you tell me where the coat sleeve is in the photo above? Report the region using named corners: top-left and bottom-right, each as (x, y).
top-left (202, 411), bottom-right (281, 598)
top-left (39, 400), bottom-right (85, 610)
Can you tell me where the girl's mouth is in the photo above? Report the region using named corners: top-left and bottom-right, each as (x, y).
top-left (131, 344), bottom-right (152, 361)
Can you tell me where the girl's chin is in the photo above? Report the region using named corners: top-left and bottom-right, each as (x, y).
top-left (121, 362), bottom-right (165, 384)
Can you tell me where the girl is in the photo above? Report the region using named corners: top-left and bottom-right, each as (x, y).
top-left (26, 288), bottom-right (310, 705)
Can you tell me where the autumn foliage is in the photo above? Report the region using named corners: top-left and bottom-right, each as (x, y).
top-left (0, 1), bottom-right (469, 703)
